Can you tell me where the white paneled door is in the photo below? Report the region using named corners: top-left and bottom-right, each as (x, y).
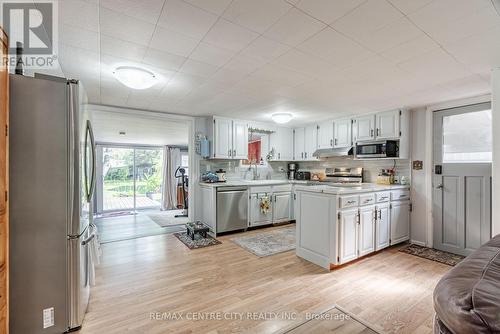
top-left (433, 103), bottom-right (492, 256)
top-left (353, 115), bottom-right (375, 142)
top-left (376, 110), bottom-right (400, 139)
top-left (375, 203), bottom-right (390, 250)
top-left (214, 118), bottom-right (233, 158)
top-left (317, 122), bottom-right (333, 149)
top-left (359, 206), bottom-right (375, 256)
top-left (339, 209), bottom-right (358, 264)
top-left (333, 118), bottom-right (352, 148)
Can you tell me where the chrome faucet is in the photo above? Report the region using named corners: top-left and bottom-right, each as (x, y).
top-left (248, 159), bottom-right (260, 180)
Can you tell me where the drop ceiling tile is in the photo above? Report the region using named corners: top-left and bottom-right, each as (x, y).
top-left (143, 48), bottom-right (187, 71)
top-left (352, 17), bottom-right (423, 53)
top-left (295, 0), bottom-right (367, 24)
top-left (332, 0), bottom-right (403, 40)
top-left (126, 96), bottom-right (153, 110)
top-left (397, 48), bottom-right (472, 86)
top-left (296, 27), bottom-right (375, 69)
top-left (59, 0), bottom-right (99, 32)
top-left (158, 0), bottom-right (219, 40)
top-left (272, 48), bottom-right (335, 78)
top-left (100, 34), bottom-right (148, 61)
top-left (263, 8), bottom-right (326, 47)
top-left (183, 0), bottom-right (232, 15)
top-left (100, 0), bottom-right (164, 24)
top-left (222, 55), bottom-right (267, 75)
top-left (202, 19), bottom-right (259, 52)
top-left (242, 36), bottom-right (291, 61)
top-left (222, 0), bottom-right (291, 33)
top-left (100, 8), bottom-right (155, 46)
top-left (59, 24), bottom-right (99, 51)
top-left (380, 35), bottom-right (440, 63)
top-left (251, 64), bottom-right (313, 87)
top-left (207, 68), bottom-right (247, 85)
top-left (149, 26), bottom-right (200, 57)
top-left (444, 25), bottom-right (500, 74)
top-left (411, 4), bottom-right (500, 45)
top-left (190, 42), bottom-right (236, 67)
top-left (180, 59), bottom-right (219, 77)
top-left (387, 0), bottom-right (434, 14)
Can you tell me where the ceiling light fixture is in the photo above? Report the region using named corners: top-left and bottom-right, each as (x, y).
top-left (271, 113), bottom-right (293, 124)
top-left (113, 66), bottom-right (157, 90)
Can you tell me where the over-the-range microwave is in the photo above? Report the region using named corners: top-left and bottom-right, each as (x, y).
top-left (356, 140), bottom-right (399, 158)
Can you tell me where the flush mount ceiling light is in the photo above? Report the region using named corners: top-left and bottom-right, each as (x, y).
top-left (113, 66), bottom-right (157, 90)
top-left (271, 113), bottom-right (293, 124)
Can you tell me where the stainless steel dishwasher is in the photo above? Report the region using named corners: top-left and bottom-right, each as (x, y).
top-left (217, 187), bottom-right (248, 233)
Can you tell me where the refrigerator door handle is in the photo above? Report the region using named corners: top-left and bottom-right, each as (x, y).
top-left (87, 120), bottom-right (97, 201)
top-left (68, 82), bottom-right (80, 235)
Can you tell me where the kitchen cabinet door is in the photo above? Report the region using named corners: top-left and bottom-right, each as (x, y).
top-left (353, 115), bottom-right (375, 142)
top-left (339, 209), bottom-right (358, 264)
top-left (376, 110), bottom-right (400, 139)
top-left (232, 120), bottom-right (248, 159)
top-left (273, 192), bottom-right (291, 222)
top-left (304, 124), bottom-right (318, 160)
top-left (214, 118), bottom-right (232, 158)
top-left (358, 206), bottom-right (375, 256)
top-left (294, 128), bottom-right (305, 160)
top-left (317, 122), bottom-right (333, 149)
top-left (250, 194), bottom-right (273, 227)
top-left (390, 201), bottom-right (410, 245)
top-left (333, 118), bottom-right (352, 148)
top-left (270, 127), bottom-right (293, 161)
top-left (375, 203), bottom-right (390, 250)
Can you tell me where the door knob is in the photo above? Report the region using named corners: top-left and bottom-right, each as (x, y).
top-left (436, 184), bottom-right (443, 189)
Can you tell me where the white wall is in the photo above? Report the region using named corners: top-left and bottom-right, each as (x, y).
top-left (410, 108), bottom-right (431, 246)
top-left (492, 68), bottom-right (500, 237)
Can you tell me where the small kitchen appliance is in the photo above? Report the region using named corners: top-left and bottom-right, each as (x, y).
top-left (295, 171), bottom-right (311, 181)
top-left (287, 163), bottom-right (297, 180)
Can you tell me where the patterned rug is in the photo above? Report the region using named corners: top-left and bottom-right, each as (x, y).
top-left (174, 232), bottom-right (221, 249)
top-left (231, 225), bottom-right (295, 257)
top-left (399, 244), bottom-right (465, 266)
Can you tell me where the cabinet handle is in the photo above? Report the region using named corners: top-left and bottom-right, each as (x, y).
top-left (228, 149), bottom-right (231, 157)
top-left (301, 152), bottom-right (304, 159)
top-left (378, 210), bottom-right (382, 220)
top-left (233, 149), bottom-right (236, 157)
top-left (305, 152), bottom-right (307, 159)
top-left (370, 129), bottom-right (374, 137)
top-left (377, 128), bottom-right (380, 137)
top-left (278, 153), bottom-right (281, 159)
top-left (334, 138), bottom-right (338, 146)
top-left (330, 139), bottom-right (333, 147)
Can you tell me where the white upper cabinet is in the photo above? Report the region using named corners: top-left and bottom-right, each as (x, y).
top-left (270, 127), bottom-right (293, 161)
top-left (353, 115), bottom-right (376, 142)
top-left (333, 118), bottom-right (352, 148)
top-left (317, 122), bottom-right (334, 149)
top-left (304, 124), bottom-right (318, 160)
top-left (376, 110), bottom-right (400, 139)
top-left (232, 120), bottom-right (249, 159)
top-left (294, 127), bottom-right (305, 160)
top-left (213, 118), bottom-right (233, 159)
top-left (211, 117), bottom-right (248, 159)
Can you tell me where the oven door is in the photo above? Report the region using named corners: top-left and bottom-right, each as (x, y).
top-left (356, 142), bottom-right (386, 158)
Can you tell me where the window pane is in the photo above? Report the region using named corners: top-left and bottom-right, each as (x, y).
top-left (442, 109), bottom-right (492, 163)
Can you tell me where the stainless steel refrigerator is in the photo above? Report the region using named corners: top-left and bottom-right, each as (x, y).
top-left (9, 74), bottom-right (97, 333)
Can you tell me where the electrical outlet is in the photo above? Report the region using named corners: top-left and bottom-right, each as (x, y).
top-left (43, 307), bottom-right (54, 329)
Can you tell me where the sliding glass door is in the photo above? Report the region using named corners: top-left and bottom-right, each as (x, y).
top-left (100, 145), bottom-right (163, 212)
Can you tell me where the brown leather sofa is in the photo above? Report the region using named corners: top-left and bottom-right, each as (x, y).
top-left (433, 235), bottom-right (500, 334)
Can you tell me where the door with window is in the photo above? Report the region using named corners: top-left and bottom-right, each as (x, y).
top-left (100, 146), bottom-right (163, 212)
top-left (433, 103), bottom-right (492, 256)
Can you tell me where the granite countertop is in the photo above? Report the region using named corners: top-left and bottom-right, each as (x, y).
top-left (293, 183), bottom-right (409, 195)
top-left (199, 180), bottom-right (409, 193)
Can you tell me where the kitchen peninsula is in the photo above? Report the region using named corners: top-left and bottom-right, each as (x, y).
top-left (294, 183), bottom-right (410, 270)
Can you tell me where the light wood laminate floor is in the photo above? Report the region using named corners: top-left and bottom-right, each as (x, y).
top-left (80, 226), bottom-right (450, 334)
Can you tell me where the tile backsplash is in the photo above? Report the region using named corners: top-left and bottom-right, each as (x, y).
top-left (200, 157), bottom-right (410, 183)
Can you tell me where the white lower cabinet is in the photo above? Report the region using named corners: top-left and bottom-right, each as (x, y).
top-left (249, 193), bottom-right (273, 227)
top-left (375, 203), bottom-right (390, 250)
top-left (249, 186), bottom-right (292, 227)
top-left (338, 209), bottom-right (359, 264)
top-left (359, 206), bottom-right (376, 256)
top-left (273, 192), bottom-right (291, 222)
top-left (390, 201), bottom-right (410, 244)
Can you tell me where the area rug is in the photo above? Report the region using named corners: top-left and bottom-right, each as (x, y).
top-left (280, 305), bottom-right (380, 334)
top-left (231, 225), bottom-right (295, 257)
top-left (148, 210), bottom-right (189, 228)
top-left (174, 232), bottom-right (221, 249)
top-left (399, 244), bottom-right (465, 266)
